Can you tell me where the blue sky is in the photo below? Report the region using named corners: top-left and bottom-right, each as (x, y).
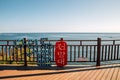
top-left (0, 0), bottom-right (120, 33)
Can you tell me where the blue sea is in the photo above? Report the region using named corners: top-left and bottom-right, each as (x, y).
top-left (0, 33), bottom-right (120, 40)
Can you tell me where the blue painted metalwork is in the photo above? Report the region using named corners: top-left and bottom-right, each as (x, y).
top-left (37, 38), bottom-right (52, 67)
top-left (14, 38), bottom-right (52, 67)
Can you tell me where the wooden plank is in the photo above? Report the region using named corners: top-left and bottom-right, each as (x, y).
top-left (57, 73), bottom-right (71, 80)
top-left (117, 66), bottom-right (120, 80)
top-left (86, 68), bottom-right (102, 80)
top-left (75, 69), bottom-right (90, 80)
top-left (90, 68), bottom-right (103, 80)
top-left (61, 71), bottom-right (77, 80)
top-left (39, 70), bottom-right (58, 80)
top-left (36, 71), bottom-right (58, 80)
top-left (66, 72), bottom-right (79, 80)
top-left (53, 68), bottom-right (85, 80)
top-left (69, 67), bottom-right (95, 80)
top-left (111, 67), bottom-right (119, 80)
top-left (52, 73), bottom-right (67, 80)
top-left (81, 70), bottom-right (92, 80)
top-left (95, 68), bottom-right (107, 80)
top-left (95, 65), bottom-right (114, 80)
top-left (105, 65), bottom-right (115, 80)
top-left (100, 68), bottom-right (110, 80)
top-left (0, 64), bottom-right (119, 80)
top-left (41, 71), bottom-right (57, 80)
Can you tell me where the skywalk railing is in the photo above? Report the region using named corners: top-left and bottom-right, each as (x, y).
top-left (0, 38), bottom-right (120, 66)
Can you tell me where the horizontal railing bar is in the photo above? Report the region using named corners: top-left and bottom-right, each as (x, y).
top-left (102, 44), bottom-right (120, 45)
top-left (0, 38), bottom-right (120, 65)
top-left (1, 44), bottom-right (120, 46)
top-left (0, 39), bottom-right (120, 41)
top-left (0, 44), bottom-right (98, 46)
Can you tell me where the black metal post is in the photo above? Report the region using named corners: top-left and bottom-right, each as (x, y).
top-left (113, 40), bottom-right (115, 45)
top-left (24, 38), bottom-right (27, 66)
top-left (96, 38), bottom-right (101, 66)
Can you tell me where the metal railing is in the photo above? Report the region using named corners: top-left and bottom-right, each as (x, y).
top-left (0, 38), bottom-right (120, 66)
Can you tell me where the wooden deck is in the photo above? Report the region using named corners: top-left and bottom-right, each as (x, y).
top-left (0, 64), bottom-right (120, 80)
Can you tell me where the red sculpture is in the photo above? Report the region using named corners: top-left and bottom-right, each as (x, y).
top-left (55, 38), bottom-right (67, 67)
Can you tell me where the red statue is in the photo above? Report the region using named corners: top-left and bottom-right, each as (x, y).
top-left (55, 38), bottom-right (67, 67)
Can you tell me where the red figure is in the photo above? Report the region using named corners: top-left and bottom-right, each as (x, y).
top-left (55, 38), bottom-right (67, 67)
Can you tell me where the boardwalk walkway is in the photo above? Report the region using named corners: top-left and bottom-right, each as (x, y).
top-left (0, 64), bottom-right (120, 80)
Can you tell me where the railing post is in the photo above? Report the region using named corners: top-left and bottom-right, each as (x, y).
top-left (113, 40), bottom-right (115, 45)
top-left (80, 40), bottom-right (82, 45)
top-left (96, 38), bottom-right (101, 66)
top-left (24, 38), bottom-right (27, 67)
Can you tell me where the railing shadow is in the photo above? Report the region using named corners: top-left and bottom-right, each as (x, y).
top-left (0, 64), bottom-right (120, 79)
top-left (0, 65), bottom-right (94, 70)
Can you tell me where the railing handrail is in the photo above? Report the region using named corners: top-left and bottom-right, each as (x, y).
top-left (0, 39), bottom-right (120, 41)
top-left (0, 38), bottom-right (120, 66)
top-left (0, 39), bottom-right (120, 46)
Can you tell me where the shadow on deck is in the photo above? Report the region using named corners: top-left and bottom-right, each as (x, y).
top-left (0, 64), bottom-right (120, 79)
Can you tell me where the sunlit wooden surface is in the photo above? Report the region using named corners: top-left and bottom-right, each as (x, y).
top-left (0, 64), bottom-right (120, 80)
